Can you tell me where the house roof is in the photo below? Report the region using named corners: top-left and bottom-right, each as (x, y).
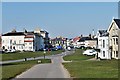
top-left (108, 19), bottom-right (120, 31)
top-left (2, 32), bottom-right (25, 36)
top-left (78, 37), bottom-right (97, 42)
top-left (98, 30), bottom-right (109, 36)
top-left (73, 37), bottom-right (80, 42)
top-left (78, 37), bottom-right (90, 42)
top-left (114, 19), bottom-right (120, 28)
top-left (51, 37), bottom-right (67, 41)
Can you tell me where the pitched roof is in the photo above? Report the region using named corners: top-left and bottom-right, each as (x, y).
top-left (98, 30), bottom-right (109, 36)
top-left (2, 32), bottom-right (25, 36)
top-left (114, 19), bottom-right (120, 28)
top-left (73, 37), bottom-right (80, 42)
top-left (78, 37), bottom-right (91, 42)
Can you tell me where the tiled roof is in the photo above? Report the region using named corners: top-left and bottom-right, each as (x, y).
top-left (114, 19), bottom-right (120, 28)
top-left (73, 37), bottom-right (80, 42)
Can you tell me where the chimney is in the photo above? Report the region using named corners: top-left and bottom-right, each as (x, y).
top-left (11, 29), bottom-right (16, 33)
top-left (23, 28), bottom-right (27, 33)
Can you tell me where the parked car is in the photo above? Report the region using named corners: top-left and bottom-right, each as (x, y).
top-left (67, 47), bottom-right (71, 51)
top-left (51, 47), bottom-right (58, 51)
top-left (83, 49), bottom-right (97, 56)
top-left (6, 49), bottom-right (16, 53)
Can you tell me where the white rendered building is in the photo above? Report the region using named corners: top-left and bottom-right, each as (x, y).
top-left (2, 30), bottom-right (44, 51)
top-left (97, 30), bottom-right (111, 59)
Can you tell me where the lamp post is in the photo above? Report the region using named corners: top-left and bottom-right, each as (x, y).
top-left (43, 49), bottom-right (46, 59)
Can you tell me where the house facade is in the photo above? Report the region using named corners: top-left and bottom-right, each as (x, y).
top-left (77, 36), bottom-right (97, 48)
top-left (2, 32), bottom-right (25, 51)
top-left (2, 29), bottom-right (44, 51)
top-left (118, 30), bottom-right (120, 59)
top-left (97, 30), bottom-right (111, 59)
top-left (72, 36), bottom-right (81, 48)
top-left (50, 36), bottom-right (67, 49)
top-left (107, 19), bottom-right (120, 59)
top-left (84, 39), bottom-right (97, 48)
top-left (34, 28), bottom-right (50, 48)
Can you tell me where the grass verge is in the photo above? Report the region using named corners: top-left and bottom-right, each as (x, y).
top-left (63, 49), bottom-right (118, 78)
top-left (1, 50), bottom-right (63, 61)
top-left (1, 59), bottom-right (51, 80)
top-left (63, 49), bottom-right (94, 61)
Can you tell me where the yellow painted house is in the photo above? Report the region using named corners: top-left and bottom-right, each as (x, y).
top-left (107, 19), bottom-right (120, 59)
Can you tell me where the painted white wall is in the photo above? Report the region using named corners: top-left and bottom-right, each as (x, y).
top-left (97, 36), bottom-right (111, 59)
top-left (2, 35), bottom-right (45, 51)
top-left (2, 35), bottom-right (25, 51)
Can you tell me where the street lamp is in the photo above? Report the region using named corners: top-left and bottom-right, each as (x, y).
top-left (43, 49), bottom-right (46, 59)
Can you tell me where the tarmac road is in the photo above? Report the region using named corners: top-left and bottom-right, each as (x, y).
top-left (15, 50), bottom-right (74, 78)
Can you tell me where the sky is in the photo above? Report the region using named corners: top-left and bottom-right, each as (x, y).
top-left (2, 2), bottom-right (118, 38)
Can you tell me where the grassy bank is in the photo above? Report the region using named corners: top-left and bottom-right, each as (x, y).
top-left (63, 49), bottom-right (118, 78)
top-left (63, 49), bottom-right (94, 61)
top-left (1, 59), bottom-right (51, 80)
top-left (1, 50), bottom-right (63, 61)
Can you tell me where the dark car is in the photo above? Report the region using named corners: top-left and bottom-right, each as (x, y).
top-left (51, 47), bottom-right (58, 51)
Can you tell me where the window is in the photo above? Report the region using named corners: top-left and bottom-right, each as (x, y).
top-left (10, 46), bottom-right (12, 49)
top-left (2, 46), bottom-right (5, 49)
top-left (114, 51), bottom-right (116, 57)
top-left (29, 47), bottom-right (32, 49)
top-left (116, 51), bottom-right (118, 57)
top-left (29, 42), bottom-right (32, 45)
top-left (14, 41), bottom-right (16, 44)
top-left (21, 46), bottom-right (23, 49)
top-left (10, 40), bottom-right (12, 44)
top-left (103, 40), bottom-right (105, 48)
top-left (25, 43), bottom-right (27, 45)
top-left (2, 40), bottom-right (4, 43)
top-left (19, 40), bottom-right (21, 44)
top-left (13, 46), bottom-right (15, 49)
top-left (103, 51), bottom-right (105, 57)
top-left (113, 38), bottom-right (115, 45)
top-left (116, 38), bottom-right (118, 45)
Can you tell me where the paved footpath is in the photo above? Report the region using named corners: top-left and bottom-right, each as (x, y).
top-left (15, 51), bottom-right (74, 78)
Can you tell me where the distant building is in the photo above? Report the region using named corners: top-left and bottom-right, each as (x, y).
top-left (97, 30), bottom-right (111, 59)
top-left (107, 19), bottom-right (120, 59)
top-left (77, 36), bottom-right (97, 48)
top-left (72, 36), bottom-right (81, 48)
top-left (34, 28), bottom-right (50, 48)
top-left (50, 36), bottom-right (67, 49)
top-left (2, 29), bottom-right (44, 51)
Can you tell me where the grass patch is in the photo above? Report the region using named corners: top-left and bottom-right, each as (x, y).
top-left (1, 59), bottom-right (51, 80)
top-left (1, 50), bottom-right (63, 61)
top-left (63, 49), bottom-right (118, 78)
top-left (63, 49), bottom-right (94, 61)
top-left (63, 60), bottom-right (118, 78)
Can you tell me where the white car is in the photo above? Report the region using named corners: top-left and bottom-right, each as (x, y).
top-left (6, 49), bottom-right (16, 53)
top-left (83, 49), bottom-right (97, 56)
top-left (67, 47), bottom-right (71, 51)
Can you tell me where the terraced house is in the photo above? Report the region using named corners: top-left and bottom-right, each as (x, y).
top-left (108, 19), bottom-right (120, 59)
top-left (2, 29), bottom-right (45, 51)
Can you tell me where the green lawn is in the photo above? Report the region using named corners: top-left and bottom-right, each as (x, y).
top-left (0, 50), bottom-right (63, 61)
top-left (63, 49), bottom-right (118, 78)
top-left (1, 59), bottom-right (51, 80)
top-left (63, 49), bottom-right (94, 61)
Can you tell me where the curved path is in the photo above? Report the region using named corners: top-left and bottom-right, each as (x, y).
top-left (15, 50), bottom-right (74, 78)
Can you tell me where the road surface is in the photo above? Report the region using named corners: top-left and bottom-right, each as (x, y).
top-left (14, 50), bottom-right (74, 78)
